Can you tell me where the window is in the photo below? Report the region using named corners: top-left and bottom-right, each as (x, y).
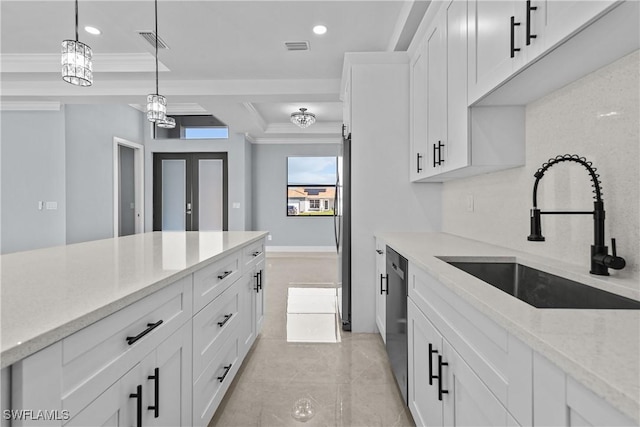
top-left (287, 156), bottom-right (337, 217)
top-left (183, 127), bottom-right (229, 139)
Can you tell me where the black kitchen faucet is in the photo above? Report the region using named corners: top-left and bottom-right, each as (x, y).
top-left (528, 154), bottom-right (626, 276)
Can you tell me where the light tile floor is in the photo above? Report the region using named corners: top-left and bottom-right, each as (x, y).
top-left (209, 253), bottom-right (415, 427)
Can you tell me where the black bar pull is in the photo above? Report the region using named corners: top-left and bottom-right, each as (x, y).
top-left (217, 364), bottom-right (233, 383)
top-left (526, 0), bottom-right (537, 45)
top-left (417, 153), bottom-right (423, 173)
top-left (126, 320), bottom-right (163, 345)
top-left (252, 251), bottom-right (262, 257)
top-left (380, 274), bottom-right (387, 295)
top-left (432, 143), bottom-right (437, 167)
top-left (147, 367), bottom-right (159, 418)
top-left (129, 384), bottom-right (142, 427)
top-left (217, 313), bottom-right (233, 327)
top-left (376, 249), bottom-right (383, 255)
top-left (428, 343), bottom-right (438, 385)
top-left (510, 16), bottom-right (521, 58)
top-left (438, 355), bottom-right (449, 401)
top-left (385, 274), bottom-right (389, 295)
top-left (437, 141), bottom-right (445, 165)
top-left (217, 270), bottom-right (232, 280)
top-left (259, 270), bottom-right (263, 290)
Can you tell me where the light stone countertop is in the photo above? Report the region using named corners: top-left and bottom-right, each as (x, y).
top-left (0, 231), bottom-right (267, 369)
top-left (376, 232), bottom-right (640, 424)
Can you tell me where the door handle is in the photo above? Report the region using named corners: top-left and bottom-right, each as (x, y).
top-left (186, 202), bottom-right (192, 215)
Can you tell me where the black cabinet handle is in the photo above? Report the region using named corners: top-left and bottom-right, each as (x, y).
top-left (510, 16), bottom-right (521, 58)
top-left (437, 141), bottom-right (445, 165)
top-left (147, 367), bottom-right (159, 418)
top-left (254, 271), bottom-right (262, 292)
top-left (217, 270), bottom-right (232, 280)
top-left (217, 313), bottom-right (233, 327)
top-left (380, 273), bottom-right (387, 295)
top-left (526, 0), bottom-right (537, 45)
top-left (428, 343), bottom-right (438, 385)
top-left (217, 364), bottom-right (233, 383)
top-left (129, 385), bottom-right (142, 427)
top-left (437, 355), bottom-right (449, 401)
top-left (252, 251), bottom-right (262, 257)
top-left (432, 143), bottom-right (437, 167)
top-left (259, 270), bottom-right (263, 290)
top-left (417, 153), bottom-right (423, 173)
top-left (376, 249), bottom-right (383, 255)
top-left (126, 320), bottom-right (163, 345)
top-left (385, 274), bottom-right (389, 295)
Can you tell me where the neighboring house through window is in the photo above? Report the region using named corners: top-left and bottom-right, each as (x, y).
top-left (286, 157), bottom-right (337, 217)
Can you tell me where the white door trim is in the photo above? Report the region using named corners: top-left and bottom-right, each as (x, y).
top-left (113, 137), bottom-right (144, 237)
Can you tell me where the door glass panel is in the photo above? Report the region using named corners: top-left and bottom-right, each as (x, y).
top-left (161, 159), bottom-right (186, 230)
top-left (198, 159), bottom-right (223, 231)
top-left (118, 145), bottom-right (136, 236)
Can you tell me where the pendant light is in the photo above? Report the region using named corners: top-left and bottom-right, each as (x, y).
top-left (61, 0), bottom-right (93, 86)
top-left (290, 108), bottom-right (316, 128)
top-left (147, 0), bottom-right (171, 125)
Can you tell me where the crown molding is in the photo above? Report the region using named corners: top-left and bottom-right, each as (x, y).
top-left (251, 137), bottom-right (341, 145)
top-left (1, 53), bottom-right (169, 73)
top-left (242, 102), bottom-right (267, 131)
top-left (0, 101), bottom-right (61, 111)
top-left (265, 121), bottom-right (342, 134)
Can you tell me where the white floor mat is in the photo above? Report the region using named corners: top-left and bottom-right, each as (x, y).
top-left (286, 288), bottom-right (339, 343)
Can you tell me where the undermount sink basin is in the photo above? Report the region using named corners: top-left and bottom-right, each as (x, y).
top-left (443, 259), bottom-right (640, 309)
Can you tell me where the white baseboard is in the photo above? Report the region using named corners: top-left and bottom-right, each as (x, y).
top-left (266, 246), bottom-right (336, 253)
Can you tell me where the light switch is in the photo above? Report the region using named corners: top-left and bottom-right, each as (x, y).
top-left (232, 202), bottom-right (241, 209)
top-left (45, 201), bottom-right (58, 210)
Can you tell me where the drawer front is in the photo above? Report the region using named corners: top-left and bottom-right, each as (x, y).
top-left (193, 279), bottom-right (242, 382)
top-left (193, 333), bottom-right (240, 427)
top-left (242, 239), bottom-right (265, 270)
top-left (408, 263), bottom-right (510, 405)
top-left (193, 251), bottom-right (241, 313)
top-left (61, 275), bottom-right (192, 417)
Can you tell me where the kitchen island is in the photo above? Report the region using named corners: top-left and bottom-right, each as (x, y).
top-left (377, 232), bottom-right (639, 426)
top-left (1, 231), bottom-right (267, 426)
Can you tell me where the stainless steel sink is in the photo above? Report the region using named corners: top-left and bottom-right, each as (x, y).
top-left (443, 260), bottom-right (640, 309)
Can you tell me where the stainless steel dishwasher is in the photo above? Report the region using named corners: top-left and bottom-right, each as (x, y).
top-left (385, 246), bottom-right (408, 404)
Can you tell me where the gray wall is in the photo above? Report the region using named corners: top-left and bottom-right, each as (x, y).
top-left (65, 104), bottom-right (145, 244)
top-left (252, 143), bottom-right (340, 247)
top-left (1, 110), bottom-right (67, 253)
top-left (144, 132), bottom-right (251, 232)
top-left (442, 50), bottom-right (639, 290)
top-left (244, 138), bottom-right (253, 231)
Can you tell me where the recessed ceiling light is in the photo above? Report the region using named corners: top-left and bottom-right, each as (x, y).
top-left (313, 25), bottom-right (327, 35)
top-left (84, 26), bottom-right (101, 35)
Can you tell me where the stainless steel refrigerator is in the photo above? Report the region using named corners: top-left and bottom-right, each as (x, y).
top-left (335, 129), bottom-right (351, 331)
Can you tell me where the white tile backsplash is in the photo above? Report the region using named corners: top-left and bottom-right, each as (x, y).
top-left (443, 50), bottom-right (639, 289)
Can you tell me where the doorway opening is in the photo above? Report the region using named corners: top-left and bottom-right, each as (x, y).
top-left (153, 152), bottom-right (228, 231)
top-left (113, 137), bottom-right (144, 237)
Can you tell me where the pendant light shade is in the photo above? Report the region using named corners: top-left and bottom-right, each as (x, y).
top-left (157, 116), bottom-right (176, 129)
top-left (290, 108), bottom-right (316, 128)
top-left (61, 0), bottom-right (93, 86)
top-left (147, 0), bottom-right (169, 123)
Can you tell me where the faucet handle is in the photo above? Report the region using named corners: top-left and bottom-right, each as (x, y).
top-left (611, 238), bottom-right (617, 257)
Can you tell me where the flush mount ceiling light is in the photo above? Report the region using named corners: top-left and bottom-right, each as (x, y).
top-left (290, 108), bottom-right (316, 129)
top-left (147, 0), bottom-right (173, 125)
top-left (61, 0), bottom-right (93, 86)
top-left (313, 25), bottom-right (327, 35)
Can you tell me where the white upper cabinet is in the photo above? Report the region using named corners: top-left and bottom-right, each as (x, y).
top-left (409, 39), bottom-right (428, 181)
top-left (425, 12), bottom-right (447, 177)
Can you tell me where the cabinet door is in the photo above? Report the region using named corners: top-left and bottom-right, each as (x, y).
top-left (410, 39), bottom-right (428, 181)
top-left (468, 1), bottom-right (520, 103)
top-left (375, 240), bottom-right (386, 341)
top-left (542, 1), bottom-right (617, 53)
top-left (239, 270), bottom-right (257, 358)
top-left (445, 0), bottom-right (470, 173)
top-left (147, 322), bottom-right (192, 427)
top-left (65, 364), bottom-right (142, 427)
top-left (425, 13), bottom-right (447, 176)
top-left (254, 259), bottom-right (266, 335)
top-left (442, 342), bottom-right (508, 426)
top-left (408, 300), bottom-right (444, 427)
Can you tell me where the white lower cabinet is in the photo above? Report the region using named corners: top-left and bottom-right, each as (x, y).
top-left (254, 259), bottom-right (266, 335)
top-left (375, 238), bottom-right (386, 341)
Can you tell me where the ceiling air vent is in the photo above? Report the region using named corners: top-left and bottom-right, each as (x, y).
top-left (284, 41), bottom-right (310, 51)
top-left (137, 31), bottom-right (170, 49)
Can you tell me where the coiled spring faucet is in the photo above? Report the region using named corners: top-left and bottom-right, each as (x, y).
top-left (528, 154), bottom-right (625, 276)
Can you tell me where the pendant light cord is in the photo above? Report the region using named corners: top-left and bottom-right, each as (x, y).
top-left (75, 0), bottom-right (79, 42)
top-left (155, 0), bottom-right (159, 95)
